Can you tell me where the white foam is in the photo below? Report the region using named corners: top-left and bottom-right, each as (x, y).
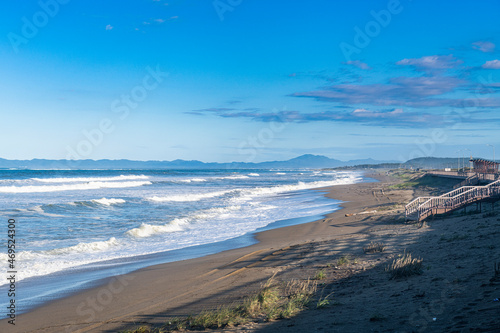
top-left (32, 175), bottom-right (149, 183)
top-left (126, 218), bottom-right (188, 238)
top-left (12, 206), bottom-right (66, 217)
top-left (45, 237), bottom-right (120, 255)
top-left (0, 180), bottom-right (151, 193)
top-left (0, 170), bottom-right (363, 285)
top-left (192, 205), bottom-right (242, 219)
top-left (0, 238), bottom-right (123, 285)
top-left (176, 178), bottom-right (207, 183)
top-left (238, 175), bottom-right (362, 199)
top-left (275, 172), bottom-right (286, 175)
top-left (224, 175), bottom-right (250, 179)
top-left (31, 205), bottom-right (66, 217)
top-left (214, 175), bottom-right (250, 180)
top-left (148, 190), bottom-right (236, 202)
top-left (248, 173), bottom-right (260, 177)
top-left (92, 198), bottom-right (126, 206)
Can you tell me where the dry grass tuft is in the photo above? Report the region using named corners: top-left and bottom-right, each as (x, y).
top-left (126, 277), bottom-right (319, 332)
top-left (386, 251), bottom-right (423, 279)
top-left (363, 242), bottom-right (386, 254)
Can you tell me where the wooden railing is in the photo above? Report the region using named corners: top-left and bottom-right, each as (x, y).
top-left (427, 171), bottom-right (498, 182)
top-left (406, 179), bottom-right (500, 221)
top-left (453, 174), bottom-right (480, 189)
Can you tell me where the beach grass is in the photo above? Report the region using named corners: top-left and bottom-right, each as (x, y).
top-left (118, 170), bottom-right (499, 333)
top-left (313, 269), bottom-right (326, 280)
top-left (387, 171), bottom-right (461, 191)
top-left (125, 277), bottom-right (318, 332)
top-left (337, 254), bottom-right (357, 266)
top-left (363, 241), bottom-right (386, 254)
top-left (386, 250), bottom-right (423, 279)
top-left (316, 291), bottom-right (334, 309)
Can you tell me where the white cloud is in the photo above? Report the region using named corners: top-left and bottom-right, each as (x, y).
top-left (482, 60), bottom-right (500, 69)
top-left (105, 24), bottom-right (113, 31)
top-left (352, 108), bottom-right (403, 118)
top-left (472, 41), bottom-right (495, 53)
top-left (396, 55), bottom-right (462, 72)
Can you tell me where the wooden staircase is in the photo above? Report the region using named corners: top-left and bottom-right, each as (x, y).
top-left (453, 174), bottom-right (480, 189)
top-left (405, 179), bottom-right (500, 221)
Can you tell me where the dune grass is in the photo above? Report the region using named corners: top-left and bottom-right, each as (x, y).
top-left (125, 276), bottom-right (318, 332)
top-left (337, 254), bottom-right (357, 266)
top-left (386, 251), bottom-right (423, 279)
top-left (313, 269), bottom-right (326, 280)
top-left (363, 242), bottom-right (386, 254)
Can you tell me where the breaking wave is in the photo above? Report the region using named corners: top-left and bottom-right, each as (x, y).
top-left (148, 190), bottom-right (236, 202)
top-left (126, 218), bottom-right (189, 238)
top-left (91, 198), bottom-right (126, 206)
top-left (0, 181), bottom-right (151, 193)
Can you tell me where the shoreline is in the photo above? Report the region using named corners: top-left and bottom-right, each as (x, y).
top-left (0, 173), bottom-right (374, 332)
top-left (1, 179), bottom-right (349, 316)
top-left (6, 171), bottom-right (498, 332)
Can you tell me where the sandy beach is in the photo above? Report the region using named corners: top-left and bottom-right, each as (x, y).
top-left (2, 171), bottom-right (499, 332)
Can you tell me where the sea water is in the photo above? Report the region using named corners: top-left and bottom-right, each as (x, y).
top-left (0, 169), bottom-right (362, 312)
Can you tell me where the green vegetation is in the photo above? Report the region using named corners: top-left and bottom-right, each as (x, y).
top-left (337, 255), bottom-right (357, 266)
top-left (124, 277), bottom-right (318, 333)
top-left (316, 292), bottom-right (334, 309)
top-left (313, 269), bottom-right (327, 280)
top-left (386, 251), bottom-right (423, 279)
top-left (388, 171), bottom-right (461, 192)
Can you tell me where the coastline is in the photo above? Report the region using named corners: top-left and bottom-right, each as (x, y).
top-left (0, 173), bottom-right (351, 317)
top-left (3, 171), bottom-right (498, 332)
top-left (0, 172), bottom-right (385, 332)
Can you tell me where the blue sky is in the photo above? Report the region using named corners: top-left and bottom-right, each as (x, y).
top-left (1, 0), bottom-right (499, 162)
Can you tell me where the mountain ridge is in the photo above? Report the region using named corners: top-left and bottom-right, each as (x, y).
top-left (0, 154), bottom-right (398, 170)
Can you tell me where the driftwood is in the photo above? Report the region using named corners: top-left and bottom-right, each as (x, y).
top-left (345, 210), bottom-right (377, 217)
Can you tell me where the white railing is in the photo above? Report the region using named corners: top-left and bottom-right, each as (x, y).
top-left (453, 174), bottom-right (480, 189)
top-left (406, 179), bottom-right (500, 220)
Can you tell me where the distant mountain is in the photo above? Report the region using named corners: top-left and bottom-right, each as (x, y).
top-left (0, 154), bottom-right (398, 170)
top-left (255, 154), bottom-right (344, 169)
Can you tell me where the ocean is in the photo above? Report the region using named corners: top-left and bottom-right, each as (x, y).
top-left (0, 168), bottom-right (363, 313)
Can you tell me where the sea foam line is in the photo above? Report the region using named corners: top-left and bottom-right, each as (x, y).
top-left (235, 174), bottom-right (363, 200)
top-left (32, 174), bottom-right (149, 183)
top-left (126, 218), bottom-right (189, 238)
top-left (148, 189), bottom-right (237, 202)
top-left (175, 178), bottom-right (207, 183)
top-left (0, 181), bottom-right (151, 193)
top-left (0, 237), bottom-right (122, 285)
top-left (91, 198), bottom-right (126, 206)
